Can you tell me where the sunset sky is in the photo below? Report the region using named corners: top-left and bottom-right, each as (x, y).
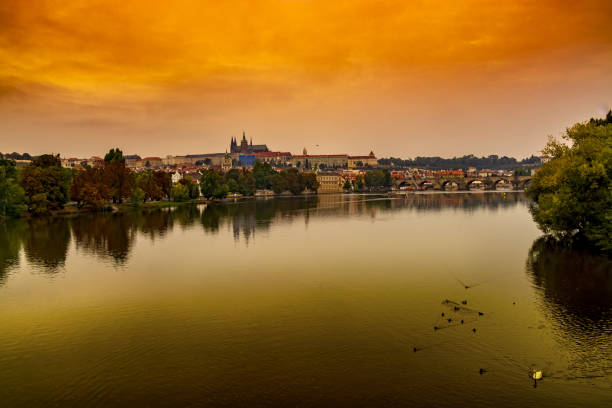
top-left (1, 0), bottom-right (610, 158)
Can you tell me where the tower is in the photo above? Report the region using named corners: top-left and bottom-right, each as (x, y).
top-left (240, 131), bottom-right (248, 153)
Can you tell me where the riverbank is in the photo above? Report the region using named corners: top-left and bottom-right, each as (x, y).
top-left (9, 190), bottom-right (526, 220)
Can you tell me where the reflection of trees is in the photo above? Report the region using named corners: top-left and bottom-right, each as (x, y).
top-left (526, 236), bottom-right (612, 377)
top-left (71, 214), bottom-right (136, 264)
top-left (23, 218), bottom-right (71, 273)
top-left (1, 194), bottom-right (530, 279)
top-left (526, 236), bottom-right (612, 323)
top-left (199, 193), bottom-right (526, 241)
top-left (0, 220), bottom-right (27, 284)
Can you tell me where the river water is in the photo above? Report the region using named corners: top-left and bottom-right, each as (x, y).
top-left (0, 193), bottom-right (610, 407)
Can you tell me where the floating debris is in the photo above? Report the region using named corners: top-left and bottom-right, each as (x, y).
top-left (479, 368), bottom-right (487, 375)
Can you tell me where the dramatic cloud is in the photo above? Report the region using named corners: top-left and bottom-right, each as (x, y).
top-left (0, 0), bottom-right (610, 157)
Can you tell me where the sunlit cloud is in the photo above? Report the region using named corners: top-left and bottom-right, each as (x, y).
top-left (0, 0), bottom-right (610, 157)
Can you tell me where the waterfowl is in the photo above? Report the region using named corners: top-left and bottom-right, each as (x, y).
top-left (461, 300), bottom-right (467, 305)
top-left (447, 318), bottom-right (452, 323)
top-left (441, 312), bottom-right (445, 317)
top-left (478, 312), bottom-right (484, 316)
top-left (461, 320), bottom-right (464, 324)
top-left (479, 368), bottom-right (487, 375)
top-left (434, 326), bottom-right (439, 331)
top-left (472, 328), bottom-right (477, 333)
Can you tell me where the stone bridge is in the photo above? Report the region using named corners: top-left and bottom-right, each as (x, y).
top-left (393, 176), bottom-right (532, 191)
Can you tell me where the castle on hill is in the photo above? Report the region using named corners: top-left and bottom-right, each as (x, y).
top-left (230, 132), bottom-right (269, 154)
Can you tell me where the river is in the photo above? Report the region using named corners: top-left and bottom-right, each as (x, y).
top-left (0, 192), bottom-right (610, 407)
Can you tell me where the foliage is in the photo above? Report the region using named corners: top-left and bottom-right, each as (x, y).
top-left (253, 161), bottom-right (276, 189)
top-left (178, 175), bottom-right (200, 199)
top-left (102, 149), bottom-right (134, 203)
top-left (172, 183), bottom-right (190, 202)
top-left (200, 169), bottom-right (226, 198)
top-left (19, 154), bottom-right (71, 215)
top-left (70, 167), bottom-right (110, 209)
top-left (268, 173), bottom-right (287, 194)
top-left (527, 119), bottom-right (611, 254)
top-left (343, 178), bottom-right (352, 190)
top-left (364, 170), bottom-right (391, 189)
top-left (130, 187), bottom-right (145, 206)
top-left (135, 171), bottom-right (164, 202)
top-left (378, 154), bottom-right (542, 170)
top-left (0, 156), bottom-right (26, 218)
top-left (2, 152), bottom-right (32, 161)
top-left (104, 148), bottom-right (124, 163)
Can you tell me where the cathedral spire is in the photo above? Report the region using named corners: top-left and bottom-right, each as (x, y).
top-left (242, 131), bottom-right (246, 142)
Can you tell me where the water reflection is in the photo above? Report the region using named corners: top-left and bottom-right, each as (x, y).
top-left (0, 193), bottom-right (526, 280)
top-left (526, 236), bottom-right (612, 380)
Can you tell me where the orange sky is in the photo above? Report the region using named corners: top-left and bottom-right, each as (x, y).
top-left (1, 0), bottom-right (610, 158)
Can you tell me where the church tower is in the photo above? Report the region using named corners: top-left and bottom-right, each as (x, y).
top-left (240, 131), bottom-right (249, 153)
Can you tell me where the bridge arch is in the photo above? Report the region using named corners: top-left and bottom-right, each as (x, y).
top-left (493, 178), bottom-right (513, 190)
top-left (466, 179), bottom-right (485, 191)
top-left (441, 180), bottom-right (459, 191)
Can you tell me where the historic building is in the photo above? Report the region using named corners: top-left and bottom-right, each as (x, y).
top-left (230, 132), bottom-right (269, 154)
top-left (222, 151), bottom-right (233, 171)
top-left (316, 172), bottom-right (345, 194)
top-left (348, 151), bottom-right (378, 168)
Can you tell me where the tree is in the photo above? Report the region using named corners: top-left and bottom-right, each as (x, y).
top-left (172, 183), bottom-right (189, 202)
top-left (102, 148), bottom-right (134, 203)
top-left (355, 176), bottom-right (365, 191)
top-left (365, 170), bottom-right (386, 189)
top-left (527, 119), bottom-right (611, 254)
top-left (0, 156), bottom-right (26, 218)
top-left (153, 171), bottom-right (172, 199)
top-left (130, 187), bottom-right (145, 206)
top-left (71, 167), bottom-right (110, 209)
top-left (19, 154), bottom-right (71, 215)
top-left (200, 169), bottom-right (226, 198)
top-left (301, 172), bottom-right (319, 191)
top-left (135, 171), bottom-right (163, 202)
top-left (104, 148), bottom-right (124, 163)
top-left (238, 171), bottom-right (255, 195)
top-left (253, 161), bottom-right (276, 189)
top-left (268, 174), bottom-right (287, 194)
top-left (343, 179), bottom-right (352, 190)
top-left (178, 175), bottom-right (200, 199)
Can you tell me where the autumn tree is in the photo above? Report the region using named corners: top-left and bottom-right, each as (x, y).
top-left (19, 154), bottom-right (71, 215)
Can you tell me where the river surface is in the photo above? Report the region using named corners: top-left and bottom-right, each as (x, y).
top-left (1, 193), bottom-right (610, 407)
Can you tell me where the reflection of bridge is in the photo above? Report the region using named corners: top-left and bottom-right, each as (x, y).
top-left (394, 176), bottom-right (532, 191)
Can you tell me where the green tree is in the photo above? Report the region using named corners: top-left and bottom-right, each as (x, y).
top-left (527, 120), bottom-right (611, 254)
top-left (179, 175), bottom-right (200, 199)
top-left (268, 173), bottom-right (287, 194)
top-left (282, 168), bottom-right (303, 195)
top-left (172, 183), bottom-right (190, 202)
top-left (19, 154), bottom-right (71, 215)
top-left (301, 172), bottom-right (319, 191)
top-left (364, 170), bottom-right (386, 189)
top-left (343, 178), bottom-right (352, 190)
top-left (135, 171), bottom-right (163, 202)
top-left (238, 171), bottom-right (256, 196)
top-left (0, 156), bottom-right (26, 218)
top-left (130, 187), bottom-right (145, 206)
top-left (200, 169), bottom-right (226, 198)
top-left (253, 161), bottom-right (276, 189)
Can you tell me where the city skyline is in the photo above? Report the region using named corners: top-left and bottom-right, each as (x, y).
top-left (1, 0), bottom-right (611, 158)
